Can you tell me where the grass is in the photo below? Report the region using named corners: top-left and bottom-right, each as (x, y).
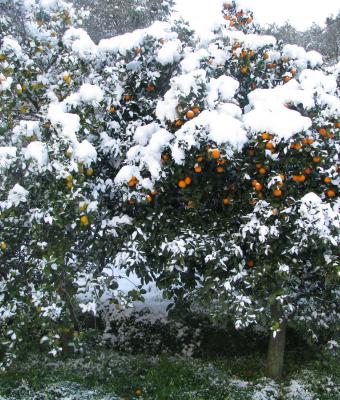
top-left (0, 349), bottom-right (339, 399)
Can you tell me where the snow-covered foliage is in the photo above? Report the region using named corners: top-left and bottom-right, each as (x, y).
top-left (0, 0), bottom-right (339, 370)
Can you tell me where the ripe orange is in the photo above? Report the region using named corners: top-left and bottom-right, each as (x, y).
top-left (192, 107), bottom-right (200, 114)
top-left (162, 153), bottom-right (170, 161)
top-left (283, 76), bottom-right (291, 83)
top-left (259, 167), bottom-right (267, 175)
top-left (194, 166), bottom-right (202, 173)
top-left (279, 174), bottom-right (285, 182)
top-left (319, 128), bottom-right (328, 137)
top-left (254, 182), bottom-right (263, 191)
top-left (240, 66), bottom-right (249, 74)
top-left (335, 122), bottom-right (340, 128)
top-left (146, 195), bottom-right (152, 202)
top-left (291, 68), bottom-right (297, 76)
top-left (146, 84), bottom-right (155, 92)
top-left (326, 189), bottom-right (336, 198)
top-left (175, 120), bottom-right (184, 127)
top-left (313, 156), bottom-right (321, 163)
top-left (128, 176), bottom-right (138, 187)
top-left (196, 156), bottom-right (204, 162)
top-left (324, 177), bottom-right (332, 184)
top-left (186, 110), bottom-right (195, 119)
top-left (265, 142), bottom-right (274, 150)
top-left (255, 163), bottom-right (262, 169)
top-left (291, 143), bottom-right (302, 150)
top-left (109, 106), bottom-right (116, 113)
top-left (124, 94), bottom-right (132, 101)
top-left (216, 167), bottom-right (225, 173)
top-left (247, 16), bottom-right (253, 23)
top-left (273, 189), bottom-right (282, 197)
top-left (135, 47), bottom-right (141, 55)
top-left (304, 167), bottom-right (312, 175)
top-left (241, 50), bottom-right (248, 58)
top-left (0, 242), bottom-right (7, 250)
top-left (223, 198), bottom-right (231, 205)
top-left (151, 191), bottom-right (157, 196)
top-left (282, 56), bottom-right (289, 63)
top-left (261, 132), bottom-right (270, 140)
top-left (292, 175), bottom-right (306, 183)
top-left (303, 137), bottom-right (314, 145)
top-left (247, 260), bottom-right (254, 268)
top-left (184, 176), bottom-right (192, 185)
top-left (263, 52), bottom-right (269, 60)
top-left (134, 388), bottom-right (142, 397)
top-left (211, 149), bottom-right (220, 159)
top-left (178, 180), bottom-right (186, 189)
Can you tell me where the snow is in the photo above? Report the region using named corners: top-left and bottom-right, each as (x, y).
top-left (64, 84), bottom-right (104, 107)
top-left (114, 165), bottom-right (142, 185)
top-left (225, 31), bottom-right (276, 49)
top-left (98, 21), bottom-right (177, 55)
top-left (48, 103), bottom-right (80, 142)
top-left (74, 140), bottom-right (97, 166)
top-left (173, 109), bottom-right (247, 160)
top-left (156, 39), bottom-right (182, 65)
top-left (12, 120), bottom-right (41, 143)
top-left (1, 37), bottom-right (22, 56)
top-left (299, 69), bottom-right (337, 94)
top-left (0, 147), bottom-right (16, 168)
top-left (181, 49), bottom-right (210, 73)
top-left (207, 75), bottom-right (239, 108)
top-left (6, 184), bottom-right (29, 207)
top-left (24, 141), bottom-right (49, 166)
top-left (63, 27), bottom-right (97, 59)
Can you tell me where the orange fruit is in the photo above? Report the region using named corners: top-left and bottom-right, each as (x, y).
top-left (247, 16), bottom-right (253, 23)
top-left (291, 143), bottom-right (302, 150)
top-left (186, 110), bottom-right (195, 119)
top-left (304, 167), bottom-right (312, 175)
top-left (319, 128), bottom-right (328, 137)
top-left (254, 182), bottom-right (263, 191)
top-left (216, 167), bottom-right (225, 173)
top-left (313, 156), bottom-right (321, 163)
top-left (324, 177), bottom-right (332, 184)
top-left (326, 189), bottom-right (336, 198)
top-left (151, 191), bottom-right (157, 196)
top-left (261, 133), bottom-right (270, 140)
top-left (211, 149), bottom-right (220, 159)
top-left (184, 176), bottom-right (192, 185)
top-left (255, 163), bottom-right (262, 169)
top-left (335, 122), bottom-right (340, 128)
top-left (86, 168), bottom-right (94, 177)
top-left (194, 166), bottom-right (202, 173)
top-left (263, 52), bottom-right (269, 60)
top-left (146, 195), bottom-right (152, 202)
top-left (252, 179), bottom-right (258, 187)
top-left (240, 66), bottom-right (249, 74)
top-left (259, 167), bottom-right (267, 175)
top-left (273, 189), bottom-right (282, 197)
top-left (196, 156), bottom-right (204, 162)
top-left (175, 120), bottom-right (184, 127)
top-left (283, 76), bottom-right (291, 83)
top-left (223, 198), bottom-right (231, 205)
top-left (291, 68), bottom-right (297, 76)
top-left (265, 142), bottom-right (274, 150)
top-left (178, 180), bottom-right (186, 189)
top-left (192, 107), bottom-right (200, 114)
top-left (0, 242), bottom-right (7, 250)
top-left (247, 260), bottom-right (254, 268)
top-left (292, 175), bottom-right (306, 183)
top-left (303, 137), bottom-right (314, 145)
top-left (109, 106), bottom-right (116, 113)
top-left (282, 56), bottom-right (289, 63)
top-left (134, 388), bottom-right (142, 397)
top-left (128, 176), bottom-right (138, 187)
top-left (135, 47), bottom-right (141, 55)
top-left (146, 84), bottom-right (155, 92)
top-left (279, 174), bottom-right (285, 182)
top-left (124, 94), bottom-right (132, 101)
top-left (80, 215), bottom-right (89, 226)
top-left (162, 153), bottom-right (170, 161)
top-left (241, 50), bottom-right (248, 58)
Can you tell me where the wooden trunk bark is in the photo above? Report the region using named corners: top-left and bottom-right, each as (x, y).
top-left (266, 303), bottom-right (287, 380)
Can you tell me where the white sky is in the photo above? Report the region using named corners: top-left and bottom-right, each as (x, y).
top-left (175, 0), bottom-right (340, 31)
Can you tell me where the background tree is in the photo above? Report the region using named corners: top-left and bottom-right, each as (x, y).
top-left (72, 0), bottom-right (174, 43)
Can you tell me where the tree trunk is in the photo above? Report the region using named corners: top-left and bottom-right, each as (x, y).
top-left (266, 302), bottom-right (287, 380)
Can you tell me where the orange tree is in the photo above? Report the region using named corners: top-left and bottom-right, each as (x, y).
top-left (113, 1), bottom-right (340, 379)
top-left (0, 0), bottom-right (339, 378)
